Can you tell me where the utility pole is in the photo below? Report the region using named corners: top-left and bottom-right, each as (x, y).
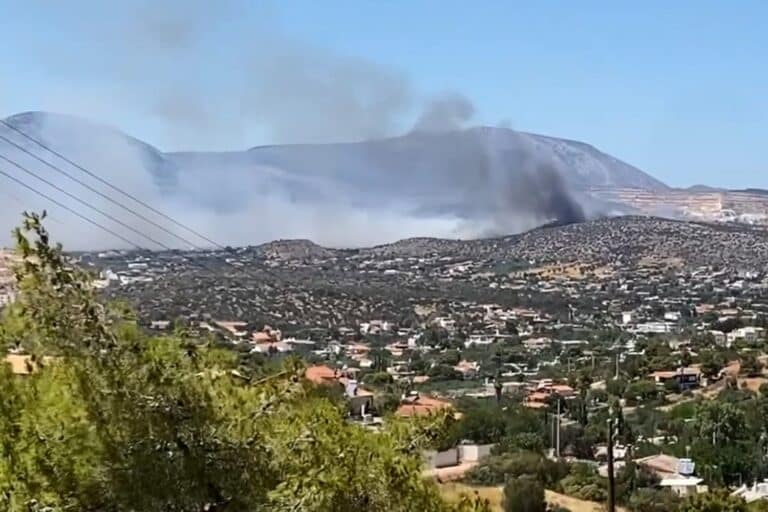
top-left (606, 414), bottom-right (616, 512)
top-left (556, 399), bottom-right (561, 458)
top-left (551, 411), bottom-right (556, 454)
top-left (494, 350), bottom-right (503, 406)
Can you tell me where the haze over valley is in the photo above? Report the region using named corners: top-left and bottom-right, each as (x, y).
top-left (2, 110), bottom-right (766, 251)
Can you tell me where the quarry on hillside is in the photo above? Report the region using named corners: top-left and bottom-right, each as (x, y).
top-left (590, 187), bottom-right (768, 225)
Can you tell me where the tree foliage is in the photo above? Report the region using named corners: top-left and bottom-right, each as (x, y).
top-left (454, 400), bottom-right (544, 446)
top-left (0, 213), bottom-right (487, 512)
top-left (502, 476), bottom-right (546, 512)
top-left (677, 490), bottom-right (747, 512)
top-left (627, 487), bottom-right (681, 512)
top-left (464, 452), bottom-right (568, 488)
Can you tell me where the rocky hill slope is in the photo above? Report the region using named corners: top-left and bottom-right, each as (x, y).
top-left (1, 111), bottom-right (667, 248)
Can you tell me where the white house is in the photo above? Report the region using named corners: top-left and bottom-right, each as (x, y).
top-left (660, 477), bottom-right (704, 497)
top-left (709, 330), bottom-right (727, 346)
top-left (635, 321), bottom-right (675, 334)
top-left (464, 335), bottom-right (494, 349)
top-left (727, 327), bottom-right (765, 346)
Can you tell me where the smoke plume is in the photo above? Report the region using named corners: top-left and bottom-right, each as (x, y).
top-left (482, 130), bottom-right (586, 231)
top-left (0, 2), bottom-right (590, 250)
top-left (412, 93), bottom-right (476, 133)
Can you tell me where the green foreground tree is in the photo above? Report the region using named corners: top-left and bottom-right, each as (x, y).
top-left (0, 213), bottom-right (487, 512)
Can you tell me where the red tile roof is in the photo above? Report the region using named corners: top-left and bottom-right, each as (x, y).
top-left (636, 454), bottom-right (681, 478)
top-left (395, 395), bottom-right (452, 417)
top-left (305, 365), bottom-right (337, 384)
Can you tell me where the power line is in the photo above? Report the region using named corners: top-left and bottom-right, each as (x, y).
top-left (0, 153), bottom-right (170, 250)
top-left (0, 167), bottom-right (144, 249)
top-left (1, 152), bottom-right (272, 282)
top-left (0, 185), bottom-right (67, 229)
top-left (0, 121), bottom-right (281, 285)
top-left (0, 120), bottom-right (223, 249)
top-left (0, 164), bottom-right (232, 279)
top-left (0, 132), bottom-right (205, 250)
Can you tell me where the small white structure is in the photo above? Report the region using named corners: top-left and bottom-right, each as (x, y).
top-left (150, 320), bottom-right (171, 330)
top-left (424, 448), bottom-right (460, 469)
top-left (660, 477), bottom-right (703, 497)
top-left (727, 327), bottom-right (766, 346)
top-left (733, 480), bottom-right (768, 503)
top-left (594, 444), bottom-right (628, 461)
top-left (464, 335), bottom-right (494, 349)
top-left (710, 330), bottom-right (727, 346)
top-left (459, 444), bottom-right (494, 463)
top-left (635, 321), bottom-right (675, 334)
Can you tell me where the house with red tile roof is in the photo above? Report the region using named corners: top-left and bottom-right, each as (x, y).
top-left (305, 364), bottom-right (339, 385)
top-left (305, 365), bottom-right (374, 416)
top-left (395, 394), bottom-right (453, 417)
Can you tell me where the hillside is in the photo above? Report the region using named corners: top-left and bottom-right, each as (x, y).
top-left (243, 127), bottom-right (668, 195)
top-left (255, 239), bottom-right (336, 261)
top-left (357, 216), bottom-right (768, 268)
top-left (92, 215), bottom-right (768, 269)
top-left (5, 112), bottom-right (665, 196)
top-left (0, 111), bottom-right (668, 248)
top-left (82, 214), bottom-right (768, 338)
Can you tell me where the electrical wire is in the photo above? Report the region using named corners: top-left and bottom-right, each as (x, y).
top-left (0, 167), bottom-right (145, 249)
top-left (0, 153), bottom-right (170, 250)
top-left (0, 132), bottom-right (206, 250)
top-left (0, 119), bottom-right (223, 249)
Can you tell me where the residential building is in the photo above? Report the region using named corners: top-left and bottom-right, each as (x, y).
top-left (635, 321), bottom-right (675, 334)
top-left (636, 454), bottom-right (703, 497)
top-left (395, 393), bottom-right (452, 417)
top-left (727, 326), bottom-right (765, 346)
top-left (649, 367), bottom-right (701, 390)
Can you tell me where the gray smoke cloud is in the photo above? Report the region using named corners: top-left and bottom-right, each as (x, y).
top-left (480, 130), bottom-right (586, 231)
top-left (395, 127), bottom-right (587, 237)
top-left (241, 36), bottom-right (412, 144)
top-left (18, 2), bottom-right (471, 149)
top-left (0, 2), bottom-right (589, 250)
top-left (412, 93), bottom-right (476, 133)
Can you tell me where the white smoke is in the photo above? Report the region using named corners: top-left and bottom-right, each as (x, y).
top-left (0, 2), bottom-right (590, 250)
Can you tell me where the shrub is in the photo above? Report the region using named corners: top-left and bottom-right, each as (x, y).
top-left (363, 371), bottom-right (394, 387)
top-left (502, 476), bottom-right (546, 512)
top-left (463, 452), bottom-right (568, 487)
top-left (628, 488), bottom-right (681, 512)
top-left (559, 463), bottom-right (606, 502)
top-left (494, 432), bottom-right (545, 454)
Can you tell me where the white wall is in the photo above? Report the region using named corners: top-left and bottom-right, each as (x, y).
top-left (423, 443), bottom-right (496, 469)
top-left (459, 444), bottom-right (495, 463)
top-left (424, 448), bottom-right (460, 469)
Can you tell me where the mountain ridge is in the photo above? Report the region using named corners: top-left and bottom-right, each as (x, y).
top-left (2, 111), bottom-right (666, 193)
top-left (2, 110), bottom-right (716, 248)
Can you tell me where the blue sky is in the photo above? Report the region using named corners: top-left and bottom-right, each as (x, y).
top-left (1, 1), bottom-right (766, 189)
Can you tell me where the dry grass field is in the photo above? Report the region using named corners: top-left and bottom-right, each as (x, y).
top-left (438, 482), bottom-right (624, 512)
